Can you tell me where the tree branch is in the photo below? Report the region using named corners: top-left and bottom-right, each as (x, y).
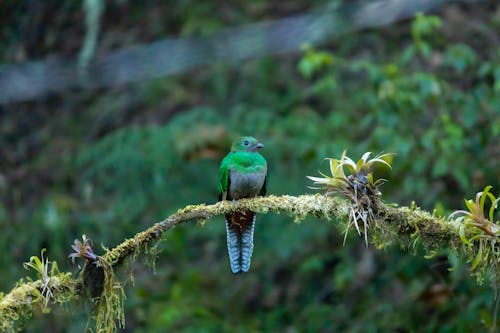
top-left (0, 194), bottom-right (496, 332)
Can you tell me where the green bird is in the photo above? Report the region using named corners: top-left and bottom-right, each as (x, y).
top-left (218, 136), bottom-right (267, 273)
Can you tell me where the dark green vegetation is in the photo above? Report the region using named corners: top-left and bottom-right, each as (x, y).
top-left (1, 1), bottom-right (499, 332)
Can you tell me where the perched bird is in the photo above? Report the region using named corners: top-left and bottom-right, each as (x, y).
top-left (218, 136), bottom-right (267, 273)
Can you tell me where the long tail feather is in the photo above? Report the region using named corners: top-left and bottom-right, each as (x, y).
top-left (225, 212), bottom-right (256, 274)
top-left (240, 216), bottom-right (255, 273)
top-left (226, 220), bottom-right (241, 274)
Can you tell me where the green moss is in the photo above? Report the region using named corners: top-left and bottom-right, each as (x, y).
top-left (91, 258), bottom-right (125, 333)
top-left (1, 194), bottom-right (498, 331)
top-left (0, 273), bottom-right (77, 332)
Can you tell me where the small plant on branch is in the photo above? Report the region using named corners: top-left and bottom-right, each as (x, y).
top-left (449, 186), bottom-right (500, 277)
top-left (308, 150), bottom-right (393, 245)
top-left (69, 234), bottom-right (99, 265)
top-left (68, 235), bottom-right (125, 333)
top-left (23, 249), bottom-right (61, 308)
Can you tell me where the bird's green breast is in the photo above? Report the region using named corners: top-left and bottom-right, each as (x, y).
top-left (227, 151), bottom-right (267, 172)
top-left (218, 151), bottom-right (267, 197)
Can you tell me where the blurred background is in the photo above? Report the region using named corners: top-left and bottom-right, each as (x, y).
top-left (1, 0), bottom-right (500, 332)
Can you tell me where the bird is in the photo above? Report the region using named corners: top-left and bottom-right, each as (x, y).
top-left (218, 136), bottom-right (267, 273)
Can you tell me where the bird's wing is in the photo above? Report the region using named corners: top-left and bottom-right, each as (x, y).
top-left (218, 156), bottom-right (231, 201)
top-left (259, 174), bottom-right (267, 196)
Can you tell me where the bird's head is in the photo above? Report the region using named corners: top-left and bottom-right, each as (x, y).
top-left (231, 136), bottom-right (264, 152)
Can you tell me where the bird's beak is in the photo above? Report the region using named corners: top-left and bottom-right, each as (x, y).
top-left (255, 142), bottom-right (264, 149)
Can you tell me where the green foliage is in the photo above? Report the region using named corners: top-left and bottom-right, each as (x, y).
top-left (1, 3), bottom-right (499, 333)
top-left (92, 258), bottom-right (125, 333)
top-left (444, 44), bottom-right (478, 73)
top-left (0, 270), bottom-right (76, 332)
top-left (449, 186), bottom-right (500, 282)
top-left (308, 151), bottom-right (393, 245)
top-left (308, 150), bottom-right (393, 193)
top-left (453, 186), bottom-right (500, 237)
top-left (73, 8), bottom-right (498, 328)
top-left (298, 46), bottom-right (335, 80)
top-left (408, 12), bottom-right (443, 59)
top-left (23, 249), bottom-right (61, 308)
top-left (297, 16), bottom-right (498, 209)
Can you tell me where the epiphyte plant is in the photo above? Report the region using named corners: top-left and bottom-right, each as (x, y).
top-left (449, 186), bottom-right (499, 273)
top-left (23, 249), bottom-right (61, 307)
top-left (69, 234), bottom-right (99, 266)
top-left (308, 150), bottom-right (393, 245)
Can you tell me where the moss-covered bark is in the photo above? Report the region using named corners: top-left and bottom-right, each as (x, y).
top-left (0, 273), bottom-right (77, 332)
top-left (0, 194), bottom-right (497, 332)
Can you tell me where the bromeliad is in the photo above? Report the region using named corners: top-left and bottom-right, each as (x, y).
top-left (218, 136), bottom-right (267, 273)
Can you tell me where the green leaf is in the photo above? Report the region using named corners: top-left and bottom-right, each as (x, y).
top-left (444, 44), bottom-right (478, 73)
top-left (432, 157), bottom-right (448, 177)
top-left (478, 185), bottom-right (492, 212)
top-left (471, 243), bottom-right (483, 270)
top-left (489, 197), bottom-right (500, 223)
top-left (458, 224), bottom-right (471, 247)
top-left (297, 48), bottom-right (334, 80)
top-left (298, 58), bottom-right (314, 79)
top-left (310, 76), bottom-right (337, 95)
top-left (464, 199), bottom-right (476, 214)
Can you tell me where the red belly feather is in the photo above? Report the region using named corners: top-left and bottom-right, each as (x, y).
top-left (226, 210), bottom-right (255, 233)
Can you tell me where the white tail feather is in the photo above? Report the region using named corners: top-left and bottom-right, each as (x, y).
top-left (240, 216), bottom-right (255, 272)
top-left (226, 216), bottom-right (256, 274)
top-left (226, 220), bottom-right (240, 274)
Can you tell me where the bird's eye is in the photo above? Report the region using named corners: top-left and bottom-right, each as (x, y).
top-left (243, 140), bottom-right (249, 146)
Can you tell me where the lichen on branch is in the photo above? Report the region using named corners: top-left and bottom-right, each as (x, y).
top-left (0, 193), bottom-right (498, 332)
top-left (0, 273), bottom-right (77, 332)
top-left (101, 194), bottom-right (348, 268)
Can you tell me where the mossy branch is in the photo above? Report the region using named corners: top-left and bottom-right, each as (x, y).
top-left (0, 194), bottom-right (498, 332)
top-left (102, 195), bottom-right (347, 267)
top-left (0, 273), bottom-right (77, 332)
